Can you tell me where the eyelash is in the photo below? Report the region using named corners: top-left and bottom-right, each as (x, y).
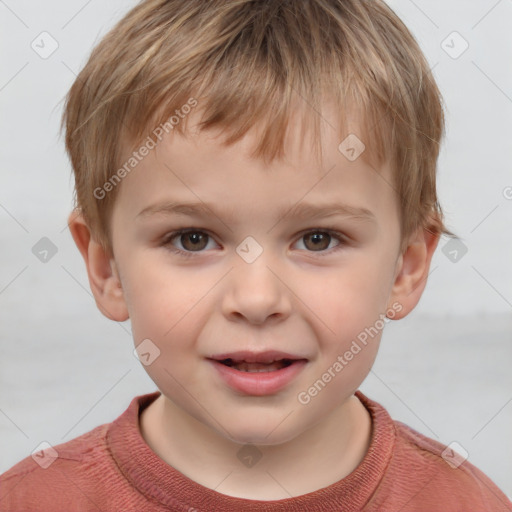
top-left (160, 227), bottom-right (350, 259)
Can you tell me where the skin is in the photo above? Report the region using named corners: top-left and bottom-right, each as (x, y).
top-left (69, 104), bottom-right (438, 500)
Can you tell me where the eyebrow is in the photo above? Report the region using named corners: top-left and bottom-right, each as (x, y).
top-left (136, 200), bottom-right (376, 223)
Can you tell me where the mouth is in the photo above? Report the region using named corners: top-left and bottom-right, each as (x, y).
top-left (207, 350), bottom-right (309, 395)
top-left (208, 350), bottom-right (308, 373)
top-left (217, 358), bottom-right (296, 373)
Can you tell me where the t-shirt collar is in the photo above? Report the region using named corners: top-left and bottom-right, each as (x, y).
top-left (107, 390), bottom-right (395, 511)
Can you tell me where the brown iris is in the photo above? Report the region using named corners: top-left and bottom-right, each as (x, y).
top-left (303, 232), bottom-right (331, 251)
top-left (180, 232), bottom-right (208, 251)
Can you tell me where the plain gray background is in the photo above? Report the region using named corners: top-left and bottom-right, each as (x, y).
top-left (1, 0), bottom-right (511, 502)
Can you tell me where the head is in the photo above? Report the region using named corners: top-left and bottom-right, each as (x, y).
top-left (64, 0), bottom-right (447, 444)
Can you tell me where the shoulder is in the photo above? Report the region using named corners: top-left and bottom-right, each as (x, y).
top-left (0, 423), bottom-right (114, 510)
top-left (369, 419), bottom-right (512, 511)
top-left (0, 393), bottom-right (161, 511)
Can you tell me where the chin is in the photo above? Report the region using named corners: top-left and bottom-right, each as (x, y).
top-left (221, 420), bottom-right (302, 447)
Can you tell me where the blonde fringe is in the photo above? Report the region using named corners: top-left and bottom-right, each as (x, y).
top-left (61, 0), bottom-right (447, 254)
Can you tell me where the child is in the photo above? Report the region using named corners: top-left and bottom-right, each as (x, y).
top-left (1, 0), bottom-right (510, 510)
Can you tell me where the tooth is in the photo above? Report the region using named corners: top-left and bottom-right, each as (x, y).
top-left (233, 361), bottom-right (287, 372)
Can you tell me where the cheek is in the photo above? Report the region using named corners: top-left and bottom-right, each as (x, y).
top-left (121, 257), bottom-right (206, 343)
top-left (298, 254), bottom-right (394, 339)
top-left (294, 261), bottom-right (390, 411)
top-left (124, 263), bottom-right (209, 391)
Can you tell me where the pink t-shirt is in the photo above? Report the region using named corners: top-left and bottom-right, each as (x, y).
top-left (1, 391), bottom-right (510, 511)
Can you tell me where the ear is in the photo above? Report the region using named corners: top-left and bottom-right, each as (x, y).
top-left (67, 210), bottom-right (129, 322)
top-left (387, 227), bottom-right (439, 320)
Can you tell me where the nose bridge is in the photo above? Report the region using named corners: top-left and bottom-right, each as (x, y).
top-left (221, 241), bottom-right (291, 324)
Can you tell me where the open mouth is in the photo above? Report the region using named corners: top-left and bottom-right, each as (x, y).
top-left (218, 358), bottom-right (295, 373)
top-left (209, 354), bottom-right (308, 395)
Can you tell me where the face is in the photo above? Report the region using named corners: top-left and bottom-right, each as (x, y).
top-left (108, 107), bottom-right (403, 446)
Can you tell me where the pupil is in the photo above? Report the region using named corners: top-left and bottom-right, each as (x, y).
top-left (179, 232), bottom-right (331, 252)
top-left (183, 232), bottom-right (206, 250)
top-left (308, 232), bottom-right (329, 250)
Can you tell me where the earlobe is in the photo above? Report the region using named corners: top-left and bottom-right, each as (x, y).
top-left (387, 228), bottom-right (439, 320)
top-left (67, 210), bottom-right (129, 322)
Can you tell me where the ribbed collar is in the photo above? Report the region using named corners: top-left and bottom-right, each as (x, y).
top-left (107, 390), bottom-right (395, 511)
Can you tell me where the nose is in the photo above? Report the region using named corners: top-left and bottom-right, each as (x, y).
top-left (221, 254), bottom-right (292, 325)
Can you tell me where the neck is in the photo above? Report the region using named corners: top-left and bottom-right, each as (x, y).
top-left (139, 392), bottom-right (372, 500)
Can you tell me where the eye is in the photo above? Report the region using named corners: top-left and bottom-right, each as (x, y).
top-left (294, 230), bottom-right (345, 253)
top-left (164, 229), bottom-right (217, 253)
top-left (161, 227), bottom-right (348, 258)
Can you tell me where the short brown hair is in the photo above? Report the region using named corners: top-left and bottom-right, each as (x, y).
top-left (62, 0), bottom-right (448, 255)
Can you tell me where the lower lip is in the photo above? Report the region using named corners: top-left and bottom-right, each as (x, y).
top-left (209, 359), bottom-right (307, 396)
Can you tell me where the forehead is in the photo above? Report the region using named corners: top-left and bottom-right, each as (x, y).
top-left (113, 102), bottom-right (397, 225)
top-left (122, 94), bottom-right (388, 174)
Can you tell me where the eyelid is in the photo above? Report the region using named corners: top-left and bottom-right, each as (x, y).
top-left (293, 228), bottom-right (349, 256)
top-left (162, 228), bottom-right (220, 251)
top-left (162, 226), bottom-right (351, 257)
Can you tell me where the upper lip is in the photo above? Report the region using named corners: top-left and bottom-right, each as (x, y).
top-left (208, 350), bottom-right (308, 364)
